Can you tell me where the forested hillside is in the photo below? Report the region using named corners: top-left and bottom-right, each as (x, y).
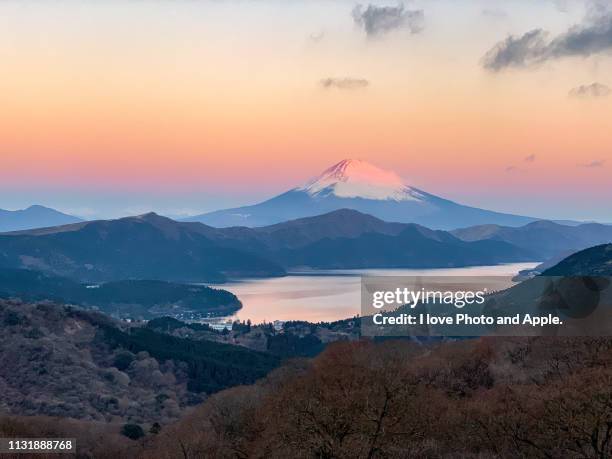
top-left (0, 300), bottom-right (278, 427)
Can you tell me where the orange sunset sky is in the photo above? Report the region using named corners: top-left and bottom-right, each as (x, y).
top-left (0, 0), bottom-right (610, 221)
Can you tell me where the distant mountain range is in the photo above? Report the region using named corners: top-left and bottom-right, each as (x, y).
top-left (183, 159), bottom-right (543, 229)
top-left (0, 205), bottom-right (82, 232)
top-left (250, 210), bottom-right (533, 269)
top-left (0, 210), bottom-right (539, 282)
top-left (3, 208), bottom-right (612, 282)
top-left (160, 210), bottom-right (612, 270)
top-left (0, 213), bottom-right (284, 283)
top-left (452, 220), bottom-right (612, 260)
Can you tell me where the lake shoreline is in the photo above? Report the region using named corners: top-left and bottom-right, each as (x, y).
top-left (208, 263), bottom-right (540, 325)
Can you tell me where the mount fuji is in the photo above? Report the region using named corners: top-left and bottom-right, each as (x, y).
top-left (185, 159), bottom-right (539, 229)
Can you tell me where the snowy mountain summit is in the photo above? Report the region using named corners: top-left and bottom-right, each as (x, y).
top-left (299, 159), bottom-right (424, 202)
top-left (184, 159), bottom-right (538, 229)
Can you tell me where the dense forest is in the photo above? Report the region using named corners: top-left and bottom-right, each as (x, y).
top-left (98, 322), bottom-right (279, 393)
top-left (140, 336), bottom-right (612, 458)
top-left (0, 300), bottom-right (279, 431)
top-left (4, 334), bottom-right (611, 458)
top-left (0, 269), bottom-right (241, 319)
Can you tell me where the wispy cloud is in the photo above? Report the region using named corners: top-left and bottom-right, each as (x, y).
top-left (482, 30), bottom-right (549, 71)
top-left (482, 10), bottom-right (612, 71)
top-left (505, 166), bottom-right (519, 173)
top-left (524, 154), bottom-right (536, 163)
top-left (319, 77), bottom-right (370, 90)
top-left (352, 3), bottom-right (424, 37)
top-left (579, 160), bottom-right (606, 168)
top-left (569, 82), bottom-right (611, 98)
top-left (553, 0), bottom-right (569, 13)
top-left (309, 30), bottom-right (325, 43)
top-left (482, 8), bottom-right (507, 19)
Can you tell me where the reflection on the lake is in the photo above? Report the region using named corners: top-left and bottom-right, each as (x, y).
top-left (214, 263), bottom-right (539, 325)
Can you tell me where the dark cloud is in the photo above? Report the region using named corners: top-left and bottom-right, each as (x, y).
top-left (352, 3), bottom-right (424, 37)
top-left (482, 12), bottom-right (612, 71)
top-left (548, 14), bottom-right (612, 57)
top-left (579, 160), bottom-right (606, 168)
top-left (505, 166), bottom-right (518, 173)
top-left (482, 29), bottom-right (549, 71)
top-left (586, 1), bottom-right (611, 22)
top-left (320, 77), bottom-right (370, 90)
top-left (569, 82), bottom-right (611, 98)
top-left (525, 154), bottom-right (536, 162)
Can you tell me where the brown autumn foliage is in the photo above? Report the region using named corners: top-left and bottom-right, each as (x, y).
top-left (141, 337), bottom-right (612, 459)
top-left (0, 300), bottom-right (196, 425)
top-left (0, 414), bottom-right (139, 459)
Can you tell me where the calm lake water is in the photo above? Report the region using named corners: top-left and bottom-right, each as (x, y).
top-left (217, 263), bottom-right (539, 325)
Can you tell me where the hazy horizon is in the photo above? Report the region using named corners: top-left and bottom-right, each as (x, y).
top-left (2, 156), bottom-right (611, 222)
top-left (1, 0), bottom-right (611, 221)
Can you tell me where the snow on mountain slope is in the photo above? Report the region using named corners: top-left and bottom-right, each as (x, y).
top-left (299, 159), bottom-right (424, 201)
top-left (183, 159), bottom-right (540, 229)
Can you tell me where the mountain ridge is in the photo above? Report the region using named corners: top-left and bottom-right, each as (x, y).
top-left (543, 244), bottom-right (612, 276)
top-left (8, 209), bottom-right (609, 276)
top-left (0, 205), bottom-right (82, 232)
top-left (0, 210), bottom-right (536, 280)
top-left (182, 159), bottom-right (542, 229)
top-left (0, 214), bottom-right (285, 283)
top-left (452, 220), bottom-right (612, 260)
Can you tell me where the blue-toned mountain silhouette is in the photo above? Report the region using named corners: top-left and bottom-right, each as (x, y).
top-left (183, 159), bottom-right (539, 229)
top-left (452, 220), bottom-right (612, 260)
top-left (0, 210), bottom-right (533, 283)
top-left (0, 205), bottom-right (82, 232)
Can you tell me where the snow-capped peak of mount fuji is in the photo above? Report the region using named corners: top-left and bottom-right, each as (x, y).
top-left (298, 159), bottom-right (424, 201)
top-left (184, 158), bottom-right (539, 229)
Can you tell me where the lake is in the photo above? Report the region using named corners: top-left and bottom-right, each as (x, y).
top-left (214, 263), bottom-right (539, 325)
